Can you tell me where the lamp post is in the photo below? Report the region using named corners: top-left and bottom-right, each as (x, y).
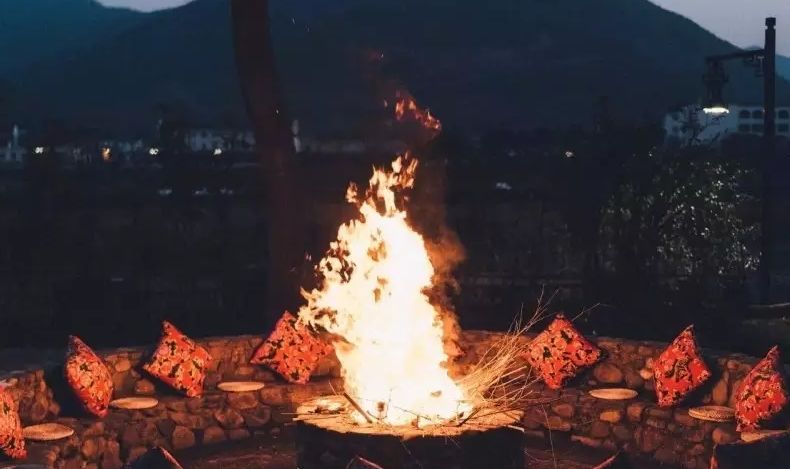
top-left (703, 18), bottom-right (776, 303)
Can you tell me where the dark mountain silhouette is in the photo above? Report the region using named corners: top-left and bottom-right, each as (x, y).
top-left (2, 0), bottom-right (789, 135)
top-left (778, 55), bottom-right (790, 82)
top-left (0, 0), bottom-right (142, 75)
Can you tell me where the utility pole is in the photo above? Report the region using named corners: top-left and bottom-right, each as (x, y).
top-left (703, 17), bottom-right (777, 303)
top-left (761, 18), bottom-right (776, 303)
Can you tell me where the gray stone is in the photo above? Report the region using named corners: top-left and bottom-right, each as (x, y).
top-left (227, 391), bottom-right (258, 410)
top-left (551, 403), bottom-right (575, 419)
top-left (612, 425), bottom-right (632, 441)
top-left (242, 406), bottom-right (272, 429)
top-left (214, 408), bottom-right (245, 429)
top-left (639, 427), bottom-right (666, 453)
top-left (186, 397), bottom-right (204, 413)
top-left (228, 428), bottom-right (252, 441)
top-left (589, 421), bottom-right (610, 438)
top-left (259, 387), bottom-right (287, 406)
top-left (156, 419), bottom-right (176, 437)
top-left (121, 426), bottom-right (142, 449)
top-left (654, 446), bottom-right (680, 465)
top-left (599, 409), bottom-right (623, 423)
top-left (627, 402), bottom-right (646, 422)
top-left (712, 426), bottom-right (737, 445)
top-left (134, 379), bottom-right (156, 395)
top-left (544, 415), bottom-right (571, 432)
top-left (114, 359), bottom-right (132, 373)
top-left (80, 437), bottom-right (104, 461)
top-left (712, 373), bottom-right (729, 406)
top-left (125, 446), bottom-right (148, 464)
top-left (171, 426), bottom-right (196, 450)
top-left (202, 426), bottom-right (227, 445)
top-left (646, 407), bottom-right (673, 419)
top-left (674, 410), bottom-right (696, 427)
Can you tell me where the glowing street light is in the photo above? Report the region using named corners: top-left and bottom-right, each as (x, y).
top-left (149, 147), bottom-right (160, 156)
top-left (702, 60), bottom-right (729, 116)
top-left (34, 147), bottom-right (45, 155)
top-left (213, 148), bottom-right (223, 156)
top-left (702, 106), bottom-right (730, 116)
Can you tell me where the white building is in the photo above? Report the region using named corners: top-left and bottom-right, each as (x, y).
top-left (664, 104), bottom-right (790, 146)
top-left (184, 129), bottom-right (255, 153)
top-left (3, 125), bottom-right (27, 164)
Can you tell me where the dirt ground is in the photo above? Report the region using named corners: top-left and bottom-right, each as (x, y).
top-left (178, 433), bottom-right (669, 469)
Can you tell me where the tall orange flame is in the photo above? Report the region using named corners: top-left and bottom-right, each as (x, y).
top-left (298, 154), bottom-right (470, 427)
top-left (393, 91), bottom-right (442, 132)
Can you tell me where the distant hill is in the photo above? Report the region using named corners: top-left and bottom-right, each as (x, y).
top-left (3, 0), bottom-right (790, 135)
top-left (0, 0), bottom-right (142, 75)
top-left (778, 55), bottom-right (790, 82)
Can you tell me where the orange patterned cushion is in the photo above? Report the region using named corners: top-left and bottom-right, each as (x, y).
top-left (734, 346), bottom-right (789, 431)
top-left (250, 312), bottom-right (330, 384)
top-left (64, 336), bottom-right (113, 417)
top-left (524, 314), bottom-right (602, 389)
top-left (0, 387), bottom-right (25, 460)
top-left (653, 325), bottom-right (711, 407)
top-left (143, 321), bottom-right (212, 397)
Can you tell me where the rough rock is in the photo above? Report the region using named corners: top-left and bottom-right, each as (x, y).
top-left (593, 363), bottom-right (624, 384)
top-left (202, 426), bottom-right (227, 445)
top-left (171, 426), bottom-right (196, 450)
top-left (214, 408), bottom-right (245, 429)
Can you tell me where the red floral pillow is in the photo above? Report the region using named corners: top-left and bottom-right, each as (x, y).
top-left (653, 325), bottom-right (711, 407)
top-left (0, 387), bottom-right (26, 460)
top-left (524, 314), bottom-right (602, 389)
top-left (734, 346), bottom-right (789, 431)
top-left (143, 321), bottom-right (212, 397)
top-left (250, 312), bottom-right (330, 384)
top-left (64, 336), bottom-right (113, 417)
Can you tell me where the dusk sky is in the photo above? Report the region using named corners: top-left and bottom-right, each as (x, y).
top-left (99, 0), bottom-right (790, 55)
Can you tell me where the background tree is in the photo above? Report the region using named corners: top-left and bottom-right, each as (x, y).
top-left (597, 146), bottom-right (759, 338)
top-left (230, 0), bottom-right (305, 327)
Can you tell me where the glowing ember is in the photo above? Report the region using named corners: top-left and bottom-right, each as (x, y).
top-left (299, 154), bottom-right (470, 427)
top-left (393, 91), bottom-right (442, 132)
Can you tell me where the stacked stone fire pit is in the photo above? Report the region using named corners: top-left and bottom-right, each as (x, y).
top-left (295, 395), bottom-right (524, 469)
top-left (0, 330), bottom-right (785, 468)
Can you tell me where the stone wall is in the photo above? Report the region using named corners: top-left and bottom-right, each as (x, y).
top-left (1, 335), bottom-right (341, 468)
top-left (459, 331), bottom-right (782, 469)
top-left (0, 331), bottom-right (782, 469)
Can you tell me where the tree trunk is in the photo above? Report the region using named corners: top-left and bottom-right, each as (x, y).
top-left (230, 0), bottom-right (305, 326)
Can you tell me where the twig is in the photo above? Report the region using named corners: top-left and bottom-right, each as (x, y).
top-left (456, 407), bottom-right (480, 426)
top-left (343, 392), bottom-right (373, 424)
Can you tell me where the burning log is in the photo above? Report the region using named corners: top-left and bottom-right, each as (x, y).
top-left (342, 392), bottom-right (373, 424)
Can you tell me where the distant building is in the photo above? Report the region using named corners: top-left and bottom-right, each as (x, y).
top-left (664, 104), bottom-right (790, 146)
top-left (184, 129), bottom-right (255, 153)
top-left (2, 125), bottom-right (27, 164)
